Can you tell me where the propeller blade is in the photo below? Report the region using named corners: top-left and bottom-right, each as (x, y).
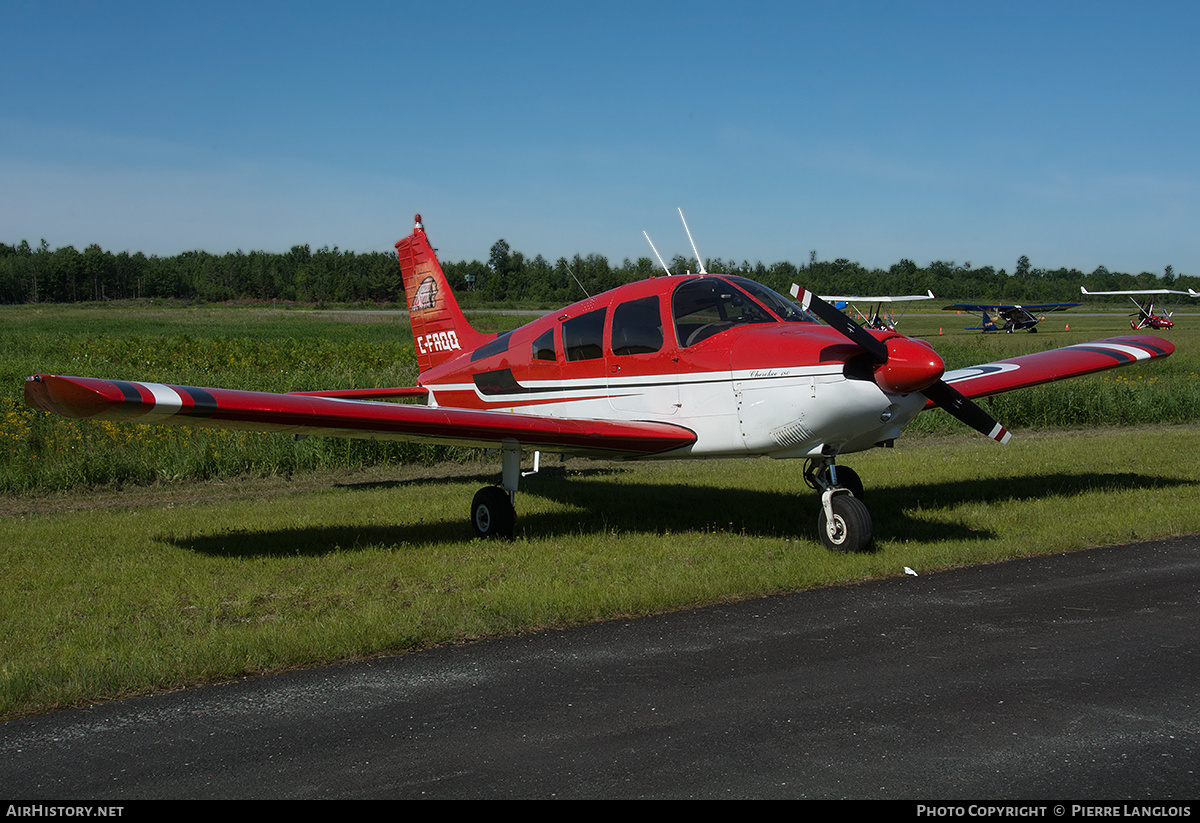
top-left (921, 380), bottom-right (1012, 444)
top-left (792, 286), bottom-right (888, 361)
top-left (794, 284), bottom-right (944, 393)
top-left (794, 287), bottom-right (993, 441)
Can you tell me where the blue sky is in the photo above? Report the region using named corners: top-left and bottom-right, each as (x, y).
top-left (3, 1), bottom-right (1198, 276)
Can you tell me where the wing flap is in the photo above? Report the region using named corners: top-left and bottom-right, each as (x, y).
top-left (24, 375), bottom-right (696, 458)
top-left (930, 335), bottom-right (1174, 403)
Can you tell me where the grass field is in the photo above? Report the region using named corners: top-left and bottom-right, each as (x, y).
top-left (1, 300), bottom-right (1198, 719)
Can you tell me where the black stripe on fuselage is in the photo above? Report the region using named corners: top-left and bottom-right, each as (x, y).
top-left (470, 369), bottom-right (823, 401)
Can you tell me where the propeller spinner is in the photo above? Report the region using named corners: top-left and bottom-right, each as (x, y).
top-left (793, 286), bottom-right (1011, 444)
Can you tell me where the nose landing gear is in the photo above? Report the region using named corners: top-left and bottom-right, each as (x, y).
top-left (805, 458), bottom-right (873, 552)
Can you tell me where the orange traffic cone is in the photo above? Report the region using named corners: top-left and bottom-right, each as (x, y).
top-left (939, 327), bottom-right (943, 335)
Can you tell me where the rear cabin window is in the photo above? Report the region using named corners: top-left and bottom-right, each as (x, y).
top-left (610, 296), bottom-right (663, 356)
top-left (672, 277), bottom-right (774, 347)
top-left (532, 329), bottom-right (556, 361)
top-left (470, 330), bottom-right (513, 362)
top-left (563, 307), bottom-right (607, 362)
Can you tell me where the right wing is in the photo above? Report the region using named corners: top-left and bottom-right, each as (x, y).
top-left (932, 335), bottom-right (1174, 401)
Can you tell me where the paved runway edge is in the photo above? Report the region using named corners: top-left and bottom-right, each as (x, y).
top-left (3, 535), bottom-right (1199, 799)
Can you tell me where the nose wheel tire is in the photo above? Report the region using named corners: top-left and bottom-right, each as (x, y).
top-left (818, 493), bottom-right (873, 552)
top-left (472, 486), bottom-right (515, 539)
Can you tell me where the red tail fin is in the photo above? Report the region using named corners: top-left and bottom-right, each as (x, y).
top-left (395, 215), bottom-right (487, 374)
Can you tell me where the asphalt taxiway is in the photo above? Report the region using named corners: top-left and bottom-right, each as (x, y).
top-left (3, 536), bottom-right (1198, 799)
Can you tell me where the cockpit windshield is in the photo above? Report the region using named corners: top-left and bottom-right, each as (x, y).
top-left (672, 276), bottom-right (774, 347)
top-left (672, 276), bottom-right (814, 348)
top-left (726, 277), bottom-right (815, 323)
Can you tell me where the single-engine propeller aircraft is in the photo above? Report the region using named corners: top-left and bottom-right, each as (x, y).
top-left (1080, 286), bottom-right (1200, 331)
top-left (24, 215), bottom-right (1176, 552)
top-left (944, 301), bottom-right (1079, 333)
top-left (799, 289), bottom-right (935, 331)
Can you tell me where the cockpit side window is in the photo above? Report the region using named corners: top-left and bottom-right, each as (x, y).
top-left (563, 307), bottom-right (607, 362)
top-left (611, 295), bottom-right (663, 356)
top-left (672, 277), bottom-right (774, 347)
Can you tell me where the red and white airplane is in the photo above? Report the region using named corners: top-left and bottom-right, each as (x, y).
top-left (25, 215), bottom-right (1176, 551)
top-left (1080, 286), bottom-right (1200, 331)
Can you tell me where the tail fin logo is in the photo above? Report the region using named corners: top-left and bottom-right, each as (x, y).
top-left (396, 214), bottom-right (488, 374)
top-left (411, 276), bottom-right (439, 312)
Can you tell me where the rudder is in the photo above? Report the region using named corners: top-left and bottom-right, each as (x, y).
top-left (395, 215), bottom-right (487, 373)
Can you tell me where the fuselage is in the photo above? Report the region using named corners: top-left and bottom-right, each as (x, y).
top-left (416, 274), bottom-right (930, 460)
top-left (1135, 311), bottom-right (1172, 330)
top-left (983, 307), bottom-right (1038, 332)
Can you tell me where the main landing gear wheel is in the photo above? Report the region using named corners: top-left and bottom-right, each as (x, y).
top-left (818, 493), bottom-right (873, 553)
top-left (472, 486), bottom-right (515, 539)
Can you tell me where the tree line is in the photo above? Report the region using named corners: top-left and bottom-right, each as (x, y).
top-left (1, 238), bottom-right (1195, 307)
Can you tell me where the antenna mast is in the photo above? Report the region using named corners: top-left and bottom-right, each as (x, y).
top-left (678, 208), bottom-right (706, 274)
top-left (565, 262), bottom-right (590, 297)
top-left (643, 232), bottom-right (672, 276)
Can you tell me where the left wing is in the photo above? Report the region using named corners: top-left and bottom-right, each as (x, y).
top-left (23, 375), bottom-right (697, 458)
top-left (820, 290), bottom-right (935, 303)
top-left (944, 302), bottom-right (1079, 313)
top-left (1081, 287), bottom-right (1198, 297)
top-left (927, 335), bottom-right (1174, 403)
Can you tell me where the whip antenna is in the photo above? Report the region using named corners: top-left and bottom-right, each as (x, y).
top-left (678, 208), bottom-right (706, 274)
top-left (565, 262), bottom-right (590, 297)
top-left (643, 231), bottom-right (672, 276)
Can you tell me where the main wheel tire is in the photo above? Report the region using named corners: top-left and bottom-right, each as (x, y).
top-left (471, 486), bottom-right (515, 539)
top-left (817, 494), bottom-right (873, 553)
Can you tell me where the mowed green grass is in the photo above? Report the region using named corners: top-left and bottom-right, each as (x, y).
top-left (1, 301), bottom-right (1198, 719)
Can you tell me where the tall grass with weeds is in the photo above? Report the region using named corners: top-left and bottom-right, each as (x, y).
top-left (3, 305), bottom-right (1197, 493)
top-left (1, 303), bottom-right (519, 492)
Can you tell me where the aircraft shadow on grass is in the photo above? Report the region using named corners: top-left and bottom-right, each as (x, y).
top-left (166, 467), bottom-right (1193, 559)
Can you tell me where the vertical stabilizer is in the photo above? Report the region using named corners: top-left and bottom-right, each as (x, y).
top-left (395, 215), bottom-right (487, 373)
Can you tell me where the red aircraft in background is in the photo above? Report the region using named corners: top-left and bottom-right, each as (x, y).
top-left (25, 216), bottom-right (1176, 551)
top-left (1080, 286), bottom-right (1200, 330)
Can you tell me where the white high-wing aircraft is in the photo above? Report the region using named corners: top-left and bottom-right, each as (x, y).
top-left (1081, 286), bottom-right (1200, 330)
top-left (807, 289), bottom-right (935, 331)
